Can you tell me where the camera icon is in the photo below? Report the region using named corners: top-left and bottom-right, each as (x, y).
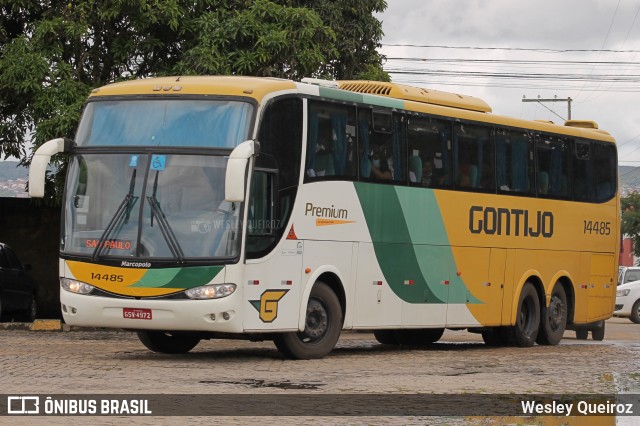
top-left (190, 220), bottom-right (212, 234)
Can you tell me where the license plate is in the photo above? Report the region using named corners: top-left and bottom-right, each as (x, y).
top-left (123, 308), bottom-right (152, 320)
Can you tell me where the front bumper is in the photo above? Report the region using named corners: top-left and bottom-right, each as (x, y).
top-left (60, 288), bottom-right (243, 333)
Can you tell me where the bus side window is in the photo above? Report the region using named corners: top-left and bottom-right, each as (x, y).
top-left (248, 97), bottom-right (302, 259)
top-left (406, 116), bottom-right (452, 188)
top-left (592, 142), bottom-right (616, 202)
top-left (358, 109), bottom-right (405, 183)
top-left (453, 123), bottom-right (494, 191)
top-left (573, 140), bottom-right (592, 202)
top-left (536, 135), bottom-right (571, 198)
top-left (305, 101), bottom-right (357, 181)
top-left (496, 129), bottom-right (534, 194)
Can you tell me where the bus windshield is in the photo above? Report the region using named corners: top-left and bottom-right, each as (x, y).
top-left (76, 99), bottom-right (253, 148)
top-left (63, 153), bottom-right (241, 260)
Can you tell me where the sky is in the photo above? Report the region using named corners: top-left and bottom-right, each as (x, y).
top-left (4, 1), bottom-right (640, 167)
top-left (377, 0), bottom-right (640, 166)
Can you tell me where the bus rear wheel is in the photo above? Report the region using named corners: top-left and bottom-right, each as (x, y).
top-left (273, 281), bottom-right (343, 360)
top-left (393, 328), bottom-right (444, 346)
top-left (536, 283), bottom-right (567, 346)
top-left (504, 282), bottom-right (540, 347)
top-left (137, 331), bottom-right (201, 354)
top-left (592, 321), bottom-right (605, 341)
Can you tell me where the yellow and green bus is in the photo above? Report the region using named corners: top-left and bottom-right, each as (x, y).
top-left (29, 76), bottom-right (619, 359)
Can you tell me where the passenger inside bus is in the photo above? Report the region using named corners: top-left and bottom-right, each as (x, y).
top-left (369, 151), bottom-right (392, 180)
top-left (457, 163), bottom-right (478, 188)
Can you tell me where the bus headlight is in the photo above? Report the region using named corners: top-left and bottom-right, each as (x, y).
top-left (61, 278), bottom-right (95, 295)
top-left (185, 283), bottom-right (237, 300)
top-left (617, 289), bottom-right (630, 297)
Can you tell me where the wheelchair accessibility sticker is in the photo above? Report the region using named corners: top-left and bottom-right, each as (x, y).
top-left (150, 155), bottom-right (166, 171)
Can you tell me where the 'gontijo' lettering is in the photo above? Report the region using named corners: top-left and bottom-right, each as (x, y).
top-left (469, 206), bottom-right (554, 238)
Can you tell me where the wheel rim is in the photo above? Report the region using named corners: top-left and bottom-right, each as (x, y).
top-left (548, 294), bottom-right (565, 332)
top-left (300, 298), bottom-right (328, 343)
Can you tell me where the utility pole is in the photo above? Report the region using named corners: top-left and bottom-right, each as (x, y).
top-left (522, 95), bottom-right (572, 121)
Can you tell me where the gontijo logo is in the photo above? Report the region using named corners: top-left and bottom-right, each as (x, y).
top-left (469, 206), bottom-right (554, 238)
top-left (305, 202), bottom-right (354, 226)
top-left (250, 290), bottom-right (289, 322)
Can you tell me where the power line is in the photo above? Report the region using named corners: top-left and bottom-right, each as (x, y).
top-left (385, 69), bottom-right (640, 82)
top-left (386, 58), bottom-right (640, 66)
top-left (381, 43), bottom-right (640, 53)
top-left (388, 77), bottom-right (640, 92)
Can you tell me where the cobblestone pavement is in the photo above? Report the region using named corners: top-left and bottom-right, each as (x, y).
top-left (1, 318), bottom-right (639, 425)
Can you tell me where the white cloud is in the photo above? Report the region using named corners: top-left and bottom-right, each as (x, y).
top-left (379, 0), bottom-right (640, 164)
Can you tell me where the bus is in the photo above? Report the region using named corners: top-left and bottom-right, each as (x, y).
top-left (29, 76), bottom-right (619, 359)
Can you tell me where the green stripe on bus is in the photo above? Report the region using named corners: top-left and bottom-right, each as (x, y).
top-left (354, 182), bottom-right (480, 304)
top-left (131, 266), bottom-right (223, 289)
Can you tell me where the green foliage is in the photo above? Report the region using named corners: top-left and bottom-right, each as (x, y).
top-left (621, 193), bottom-right (640, 259)
top-left (1, 0), bottom-right (388, 202)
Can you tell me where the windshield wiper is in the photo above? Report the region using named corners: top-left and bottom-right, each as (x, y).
top-left (92, 169), bottom-right (138, 261)
top-left (146, 171), bottom-right (185, 262)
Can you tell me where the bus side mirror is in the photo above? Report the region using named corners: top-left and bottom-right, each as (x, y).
top-left (225, 140), bottom-right (258, 202)
top-left (28, 138), bottom-right (73, 198)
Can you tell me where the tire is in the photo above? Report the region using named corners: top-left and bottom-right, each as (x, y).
top-left (591, 321), bottom-right (605, 341)
top-left (373, 330), bottom-right (398, 345)
top-left (575, 330), bottom-right (588, 340)
top-left (631, 300), bottom-right (640, 324)
top-left (273, 282), bottom-right (343, 359)
top-left (18, 297), bottom-right (37, 323)
top-left (536, 283), bottom-right (567, 346)
top-left (393, 328), bottom-right (444, 346)
top-left (482, 328), bottom-right (506, 346)
top-left (137, 331), bottom-right (201, 354)
top-left (504, 282), bottom-right (540, 347)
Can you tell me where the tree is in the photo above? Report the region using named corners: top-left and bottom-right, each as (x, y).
top-left (0, 0), bottom-right (388, 190)
top-left (622, 192), bottom-right (640, 259)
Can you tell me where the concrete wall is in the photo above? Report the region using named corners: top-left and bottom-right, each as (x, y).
top-left (0, 198), bottom-right (61, 318)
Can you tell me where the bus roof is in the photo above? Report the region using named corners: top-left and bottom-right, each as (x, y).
top-left (89, 76), bottom-right (297, 102)
top-left (338, 80), bottom-right (492, 113)
top-left (90, 76), bottom-right (615, 144)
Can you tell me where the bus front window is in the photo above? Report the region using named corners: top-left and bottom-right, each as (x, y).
top-left (63, 154), bottom-right (241, 261)
top-left (76, 99), bottom-right (253, 148)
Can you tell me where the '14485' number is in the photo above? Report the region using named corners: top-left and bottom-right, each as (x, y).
top-left (583, 221), bottom-right (611, 235)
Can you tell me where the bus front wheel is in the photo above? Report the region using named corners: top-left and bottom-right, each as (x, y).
top-left (505, 282), bottom-right (540, 347)
top-left (536, 283), bottom-right (567, 346)
top-left (137, 331), bottom-right (201, 354)
top-left (274, 281), bottom-right (343, 360)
